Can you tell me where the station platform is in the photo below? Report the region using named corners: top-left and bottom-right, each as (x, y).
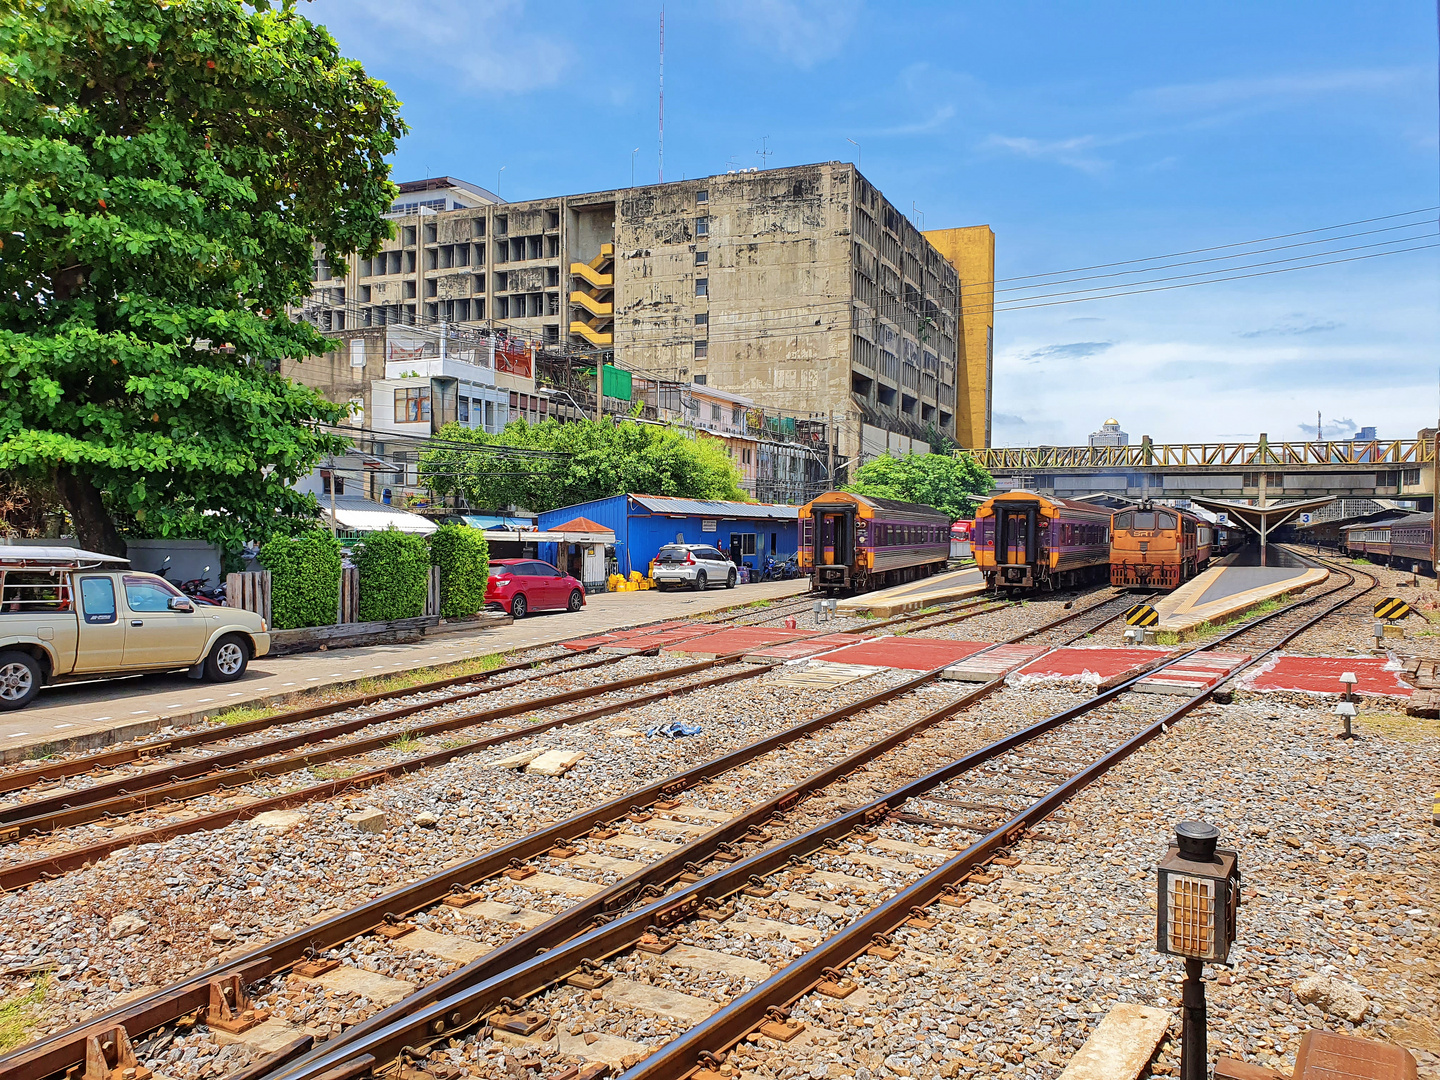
top-left (1152, 548), bottom-right (1327, 634)
top-left (836, 567), bottom-right (986, 618)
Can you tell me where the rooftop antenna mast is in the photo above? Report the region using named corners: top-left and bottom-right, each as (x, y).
top-left (658, 7), bottom-right (664, 183)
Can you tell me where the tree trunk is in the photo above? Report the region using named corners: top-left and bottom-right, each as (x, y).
top-left (54, 467), bottom-right (126, 556)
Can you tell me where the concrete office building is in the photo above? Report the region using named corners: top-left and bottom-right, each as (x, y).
top-left (298, 165), bottom-right (996, 475)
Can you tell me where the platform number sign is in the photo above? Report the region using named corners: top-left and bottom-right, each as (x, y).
top-left (1298, 513), bottom-right (1312, 525)
top-left (1125, 603), bottom-right (1160, 627)
top-left (1374, 597), bottom-right (1412, 621)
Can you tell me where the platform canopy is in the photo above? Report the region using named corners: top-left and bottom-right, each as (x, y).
top-left (1189, 494), bottom-right (1336, 563)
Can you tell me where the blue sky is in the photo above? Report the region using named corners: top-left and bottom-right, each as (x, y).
top-left (305, 0), bottom-right (1439, 446)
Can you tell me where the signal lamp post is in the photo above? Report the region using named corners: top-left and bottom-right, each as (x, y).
top-left (1156, 821), bottom-right (1242, 1080)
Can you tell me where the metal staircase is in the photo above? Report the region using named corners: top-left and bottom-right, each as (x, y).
top-left (569, 244), bottom-right (615, 346)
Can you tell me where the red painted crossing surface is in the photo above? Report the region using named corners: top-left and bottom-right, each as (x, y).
top-left (1135, 652), bottom-right (1251, 695)
top-left (661, 627), bottom-right (817, 657)
top-left (561, 621), bottom-right (694, 651)
top-left (744, 633), bottom-right (871, 662)
top-left (1014, 646), bottom-right (1174, 689)
top-left (1246, 656), bottom-right (1413, 698)
top-left (814, 638), bottom-right (991, 671)
top-left (942, 643), bottom-right (1047, 682)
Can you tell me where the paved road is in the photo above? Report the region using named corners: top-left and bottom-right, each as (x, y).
top-left (0, 578), bottom-right (811, 761)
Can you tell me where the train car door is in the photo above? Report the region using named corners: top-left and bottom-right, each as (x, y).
top-left (810, 505), bottom-right (856, 569)
top-left (994, 503), bottom-right (1038, 565)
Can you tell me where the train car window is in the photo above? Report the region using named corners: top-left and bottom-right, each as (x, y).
top-left (1133, 512), bottom-right (1156, 529)
top-left (1157, 512), bottom-right (1177, 529)
top-left (1114, 512), bottom-right (1132, 530)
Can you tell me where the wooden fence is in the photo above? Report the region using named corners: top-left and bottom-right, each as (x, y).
top-left (226, 571), bottom-right (272, 626)
top-left (230, 565), bottom-right (442, 627)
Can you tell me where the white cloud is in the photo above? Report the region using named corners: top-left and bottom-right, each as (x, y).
top-left (304, 0), bottom-right (574, 94)
top-left (1136, 68), bottom-right (1422, 114)
top-left (980, 133), bottom-right (1127, 175)
top-left (717, 0), bottom-right (861, 68)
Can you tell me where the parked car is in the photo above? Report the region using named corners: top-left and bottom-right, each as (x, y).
top-left (0, 548), bottom-right (271, 711)
top-left (651, 544), bottom-right (737, 591)
top-left (485, 559), bottom-right (586, 618)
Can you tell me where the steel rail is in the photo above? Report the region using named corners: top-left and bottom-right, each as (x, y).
top-left (624, 556), bottom-right (1376, 1080)
top-left (0, 654), bottom-right (626, 826)
top-left (0, 649), bottom-right (605, 797)
top-left (273, 558), bottom-right (1370, 1080)
top-left (0, 590), bottom-right (1120, 1080)
top-left (0, 659), bottom-right (768, 888)
top-left (0, 660), bottom-right (948, 1080)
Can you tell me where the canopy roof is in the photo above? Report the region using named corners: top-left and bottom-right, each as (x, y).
top-left (324, 497), bottom-right (437, 535)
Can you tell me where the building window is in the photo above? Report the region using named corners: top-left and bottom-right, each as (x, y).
top-left (696, 190), bottom-right (708, 204)
top-left (695, 278), bottom-right (708, 297)
top-left (694, 374), bottom-right (708, 385)
top-left (732, 407), bottom-right (743, 425)
top-left (694, 340), bottom-right (708, 358)
top-left (710, 403), bottom-right (722, 421)
top-left (395, 387), bottom-right (431, 423)
top-left (321, 473), bottom-right (345, 496)
top-left (695, 217), bottom-right (709, 237)
top-left (458, 396), bottom-right (470, 424)
top-left (695, 312), bottom-right (708, 326)
top-left (695, 250), bottom-right (708, 265)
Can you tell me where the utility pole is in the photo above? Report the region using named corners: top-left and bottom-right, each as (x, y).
top-left (827, 409), bottom-right (836, 491)
top-left (1433, 426), bottom-right (1438, 589)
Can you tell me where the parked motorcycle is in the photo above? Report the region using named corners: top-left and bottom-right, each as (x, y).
top-left (180, 578), bottom-right (227, 606)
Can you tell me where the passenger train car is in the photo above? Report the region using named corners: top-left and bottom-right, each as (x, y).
top-left (798, 491), bottom-right (950, 592)
top-left (973, 491), bottom-right (1112, 591)
top-left (1109, 502), bottom-right (1214, 589)
top-left (1342, 513), bottom-right (1434, 572)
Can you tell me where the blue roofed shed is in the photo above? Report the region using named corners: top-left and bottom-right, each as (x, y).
top-left (535, 494), bottom-right (800, 579)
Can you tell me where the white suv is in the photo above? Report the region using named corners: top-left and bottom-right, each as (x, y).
top-left (652, 544), bottom-right (737, 591)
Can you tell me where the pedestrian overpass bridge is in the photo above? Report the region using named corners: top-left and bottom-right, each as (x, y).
top-left (959, 434), bottom-right (1435, 506)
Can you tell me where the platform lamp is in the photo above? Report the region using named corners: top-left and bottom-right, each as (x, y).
top-left (1156, 821), bottom-right (1242, 1080)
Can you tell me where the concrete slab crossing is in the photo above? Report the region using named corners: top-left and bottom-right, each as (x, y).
top-left (812, 637), bottom-right (991, 671)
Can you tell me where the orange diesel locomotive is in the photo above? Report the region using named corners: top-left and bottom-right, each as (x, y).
top-left (1109, 502), bottom-right (1214, 589)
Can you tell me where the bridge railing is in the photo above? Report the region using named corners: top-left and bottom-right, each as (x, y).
top-left (957, 440), bottom-right (1434, 470)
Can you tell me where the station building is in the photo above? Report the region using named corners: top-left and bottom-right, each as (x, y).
top-left (535, 494), bottom-right (800, 580)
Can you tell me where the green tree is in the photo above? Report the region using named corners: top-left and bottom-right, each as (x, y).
top-left (846, 451), bottom-right (993, 519)
top-left (0, 0), bottom-right (405, 554)
top-left (429, 523), bottom-right (489, 619)
top-left (420, 418), bottom-right (745, 514)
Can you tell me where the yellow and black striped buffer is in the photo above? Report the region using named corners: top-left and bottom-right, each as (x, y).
top-left (1374, 597), bottom-right (1412, 621)
top-left (1125, 604), bottom-right (1160, 627)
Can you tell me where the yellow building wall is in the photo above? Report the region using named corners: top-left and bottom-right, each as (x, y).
top-left (924, 226), bottom-right (994, 449)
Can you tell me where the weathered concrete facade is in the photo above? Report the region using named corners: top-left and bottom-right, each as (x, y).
top-left (299, 164), bottom-right (994, 471)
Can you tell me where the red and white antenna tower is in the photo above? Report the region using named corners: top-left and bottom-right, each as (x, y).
top-left (658, 6), bottom-right (665, 183)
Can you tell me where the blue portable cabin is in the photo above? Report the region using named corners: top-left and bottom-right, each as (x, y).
top-left (535, 494), bottom-right (800, 578)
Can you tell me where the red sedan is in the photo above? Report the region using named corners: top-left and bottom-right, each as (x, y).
top-left (485, 559), bottom-right (586, 619)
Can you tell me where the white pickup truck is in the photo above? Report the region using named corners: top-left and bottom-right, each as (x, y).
top-left (0, 547), bottom-right (270, 710)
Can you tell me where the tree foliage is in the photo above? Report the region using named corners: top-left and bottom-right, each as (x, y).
top-left (257, 529), bottom-right (340, 630)
top-left (420, 419), bottom-right (745, 514)
top-left (356, 527), bottom-right (429, 622)
top-left (845, 451), bottom-right (994, 519)
top-left (0, 0), bottom-right (406, 553)
top-left (429, 523), bottom-right (489, 619)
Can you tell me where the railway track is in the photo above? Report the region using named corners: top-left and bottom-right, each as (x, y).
top-left (218, 556), bottom-right (1373, 1080)
top-left (0, 594), bottom-right (1131, 1080)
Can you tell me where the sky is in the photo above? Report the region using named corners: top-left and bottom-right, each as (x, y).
top-left (303, 0), bottom-right (1440, 447)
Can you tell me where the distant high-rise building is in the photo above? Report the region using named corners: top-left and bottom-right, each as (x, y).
top-left (1089, 418), bottom-right (1129, 448)
top-left (1353, 425), bottom-right (1377, 442)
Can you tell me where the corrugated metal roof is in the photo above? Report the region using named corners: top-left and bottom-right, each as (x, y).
top-left (628, 495), bottom-right (799, 520)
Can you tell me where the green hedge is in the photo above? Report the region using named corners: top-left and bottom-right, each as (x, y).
top-left (257, 530), bottom-right (342, 630)
top-left (356, 527), bottom-right (429, 622)
top-left (429, 524), bottom-right (489, 619)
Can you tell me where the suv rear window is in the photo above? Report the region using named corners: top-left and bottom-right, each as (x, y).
top-left (656, 546), bottom-right (689, 562)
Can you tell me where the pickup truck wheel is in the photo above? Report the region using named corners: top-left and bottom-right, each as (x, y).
top-left (0, 652), bottom-right (42, 711)
top-left (204, 634), bottom-right (250, 682)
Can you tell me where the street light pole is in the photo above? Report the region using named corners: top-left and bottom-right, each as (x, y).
top-left (632, 148), bottom-right (640, 188)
